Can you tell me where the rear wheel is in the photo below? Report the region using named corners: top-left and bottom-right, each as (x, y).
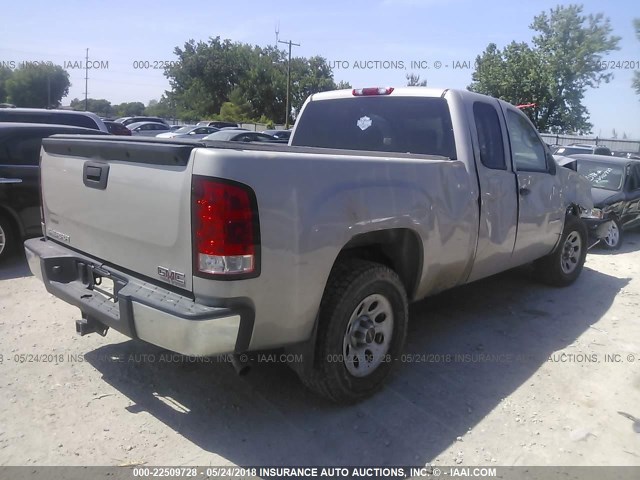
top-left (600, 218), bottom-right (623, 250)
top-left (534, 215), bottom-right (587, 287)
top-left (0, 213), bottom-right (17, 262)
top-left (299, 259), bottom-right (408, 403)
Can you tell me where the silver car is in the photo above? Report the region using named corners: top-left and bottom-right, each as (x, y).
top-left (127, 121), bottom-right (171, 136)
top-left (156, 125), bottom-right (218, 139)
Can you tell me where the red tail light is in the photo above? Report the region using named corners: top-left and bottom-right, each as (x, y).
top-left (352, 87), bottom-right (394, 96)
top-left (192, 176), bottom-right (260, 278)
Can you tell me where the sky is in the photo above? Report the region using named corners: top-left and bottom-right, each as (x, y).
top-left (1, 0), bottom-right (638, 138)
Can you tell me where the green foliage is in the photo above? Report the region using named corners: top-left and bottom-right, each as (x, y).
top-left (219, 101), bottom-right (253, 122)
top-left (5, 63), bottom-right (70, 108)
top-left (113, 102), bottom-right (146, 117)
top-left (70, 98), bottom-right (113, 117)
top-left (256, 115), bottom-right (274, 128)
top-left (406, 73), bottom-right (427, 86)
top-left (0, 66), bottom-right (12, 103)
top-left (145, 96), bottom-right (175, 119)
top-left (165, 37), bottom-right (341, 124)
top-left (469, 4), bottom-right (620, 134)
top-left (335, 80), bottom-right (352, 90)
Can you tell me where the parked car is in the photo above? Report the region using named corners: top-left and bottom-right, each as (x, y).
top-left (0, 108), bottom-right (108, 133)
top-left (169, 125), bottom-right (184, 132)
top-left (556, 154), bottom-right (640, 250)
top-left (611, 150), bottom-right (640, 160)
top-left (197, 121), bottom-right (239, 129)
top-left (0, 123), bottom-right (107, 261)
top-left (127, 121), bottom-right (171, 136)
top-left (119, 116), bottom-right (169, 127)
top-left (261, 129), bottom-right (291, 141)
top-left (27, 87), bottom-right (599, 403)
top-left (103, 121), bottom-right (132, 136)
top-left (552, 144), bottom-right (612, 156)
top-left (156, 126), bottom-right (218, 139)
top-left (202, 130), bottom-right (279, 142)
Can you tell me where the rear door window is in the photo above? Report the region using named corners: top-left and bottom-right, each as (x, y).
top-left (473, 102), bottom-right (506, 170)
top-left (291, 96), bottom-right (456, 158)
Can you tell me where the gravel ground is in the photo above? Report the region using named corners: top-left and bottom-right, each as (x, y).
top-left (0, 233), bottom-right (639, 467)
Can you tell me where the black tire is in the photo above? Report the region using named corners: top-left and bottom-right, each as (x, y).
top-left (599, 218), bottom-right (623, 250)
top-left (299, 259), bottom-right (408, 403)
top-left (534, 215), bottom-right (588, 287)
top-left (0, 213), bottom-right (17, 263)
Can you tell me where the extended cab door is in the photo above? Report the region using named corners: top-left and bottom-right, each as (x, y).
top-left (466, 100), bottom-right (518, 282)
top-left (503, 107), bottom-right (564, 262)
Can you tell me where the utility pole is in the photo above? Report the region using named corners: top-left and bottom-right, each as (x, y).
top-left (84, 48), bottom-right (89, 111)
top-left (278, 39), bottom-right (300, 129)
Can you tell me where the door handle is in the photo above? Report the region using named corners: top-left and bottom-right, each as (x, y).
top-left (82, 162), bottom-right (110, 190)
top-left (519, 187), bottom-right (531, 196)
top-left (0, 178), bottom-right (22, 184)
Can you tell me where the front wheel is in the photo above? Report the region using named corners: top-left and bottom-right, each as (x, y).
top-left (600, 218), bottom-right (623, 250)
top-left (0, 213), bottom-right (17, 263)
top-left (534, 215), bottom-right (588, 287)
top-left (299, 259), bottom-right (408, 403)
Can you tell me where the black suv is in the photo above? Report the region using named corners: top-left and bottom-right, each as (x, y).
top-left (0, 123), bottom-right (107, 261)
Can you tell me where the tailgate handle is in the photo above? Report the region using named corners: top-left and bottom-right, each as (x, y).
top-left (83, 162), bottom-right (110, 190)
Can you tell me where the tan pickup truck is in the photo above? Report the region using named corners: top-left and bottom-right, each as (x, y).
top-left (25, 87), bottom-right (607, 402)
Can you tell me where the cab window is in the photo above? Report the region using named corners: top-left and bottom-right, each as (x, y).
top-left (506, 110), bottom-right (548, 172)
top-left (473, 102), bottom-right (506, 170)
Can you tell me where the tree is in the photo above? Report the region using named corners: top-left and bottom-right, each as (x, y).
top-left (145, 96), bottom-right (175, 119)
top-left (0, 66), bottom-right (12, 103)
top-left (406, 73), bottom-right (427, 86)
top-left (70, 98), bottom-right (113, 117)
top-left (469, 4), bottom-right (620, 134)
top-left (612, 128), bottom-right (618, 139)
top-left (634, 19), bottom-right (640, 96)
top-left (113, 102), bottom-right (145, 117)
top-left (335, 80), bottom-right (352, 89)
top-left (164, 37), bottom-right (340, 123)
top-left (6, 63), bottom-right (70, 108)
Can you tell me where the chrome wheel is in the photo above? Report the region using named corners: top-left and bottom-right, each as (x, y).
top-left (342, 294), bottom-right (394, 377)
top-left (0, 223), bottom-right (5, 256)
top-left (560, 231), bottom-right (582, 274)
top-left (604, 222), bottom-right (620, 247)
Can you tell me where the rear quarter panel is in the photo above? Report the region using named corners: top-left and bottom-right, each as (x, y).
top-left (191, 148), bottom-right (478, 350)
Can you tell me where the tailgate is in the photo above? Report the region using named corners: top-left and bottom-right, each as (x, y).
top-left (40, 136), bottom-right (197, 292)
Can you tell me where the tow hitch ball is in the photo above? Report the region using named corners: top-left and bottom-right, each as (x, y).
top-left (75, 316), bottom-right (109, 337)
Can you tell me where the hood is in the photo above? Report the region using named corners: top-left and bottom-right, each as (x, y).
top-left (591, 187), bottom-right (621, 207)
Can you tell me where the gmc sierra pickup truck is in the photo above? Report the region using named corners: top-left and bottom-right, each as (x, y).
top-left (25, 87), bottom-right (604, 403)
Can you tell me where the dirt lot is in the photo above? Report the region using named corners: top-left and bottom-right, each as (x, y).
top-left (1, 234), bottom-right (639, 468)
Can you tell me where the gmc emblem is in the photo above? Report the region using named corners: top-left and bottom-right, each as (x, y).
top-left (157, 266), bottom-right (186, 287)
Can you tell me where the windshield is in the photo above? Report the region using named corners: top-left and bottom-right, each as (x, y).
top-left (555, 146), bottom-right (591, 156)
top-left (203, 131), bottom-right (237, 141)
top-left (174, 126), bottom-right (195, 134)
top-left (291, 96), bottom-right (456, 158)
top-left (577, 161), bottom-right (624, 191)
